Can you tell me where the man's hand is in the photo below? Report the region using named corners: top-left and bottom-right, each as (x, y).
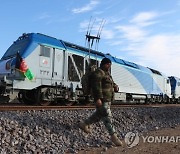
top-left (96, 99), bottom-right (102, 107)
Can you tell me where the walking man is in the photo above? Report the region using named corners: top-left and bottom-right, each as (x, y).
top-left (79, 57), bottom-right (122, 146)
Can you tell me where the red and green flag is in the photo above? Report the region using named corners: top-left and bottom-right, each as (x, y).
top-left (15, 52), bottom-right (34, 80)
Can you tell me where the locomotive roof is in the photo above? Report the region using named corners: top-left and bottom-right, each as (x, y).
top-left (35, 33), bottom-right (164, 76)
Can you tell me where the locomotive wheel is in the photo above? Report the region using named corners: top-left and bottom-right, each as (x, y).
top-left (18, 90), bottom-right (36, 105)
top-left (64, 100), bottom-right (76, 106)
top-left (36, 88), bottom-right (52, 106)
top-left (39, 100), bottom-right (51, 106)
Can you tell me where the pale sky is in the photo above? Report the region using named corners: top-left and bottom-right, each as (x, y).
top-left (0, 0), bottom-right (180, 77)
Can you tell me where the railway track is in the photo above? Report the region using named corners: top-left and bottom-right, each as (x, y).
top-left (0, 103), bottom-right (180, 111)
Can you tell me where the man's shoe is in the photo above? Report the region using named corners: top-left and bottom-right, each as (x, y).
top-left (111, 133), bottom-right (123, 146)
top-left (79, 122), bottom-right (91, 133)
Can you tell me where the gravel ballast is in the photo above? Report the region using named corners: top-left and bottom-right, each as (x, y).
top-left (0, 107), bottom-right (180, 153)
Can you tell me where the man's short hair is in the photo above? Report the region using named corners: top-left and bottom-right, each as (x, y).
top-left (100, 58), bottom-right (111, 66)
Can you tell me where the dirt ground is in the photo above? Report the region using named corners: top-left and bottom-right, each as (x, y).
top-left (78, 126), bottom-right (180, 154)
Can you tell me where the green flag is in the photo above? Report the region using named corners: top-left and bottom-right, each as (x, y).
top-left (24, 69), bottom-right (34, 80)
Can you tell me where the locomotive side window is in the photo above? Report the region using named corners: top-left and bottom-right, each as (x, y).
top-left (40, 46), bottom-right (50, 57)
top-left (72, 54), bottom-right (84, 77)
top-left (178, 82), bottom-right (180, 86)
top-left (85, 59), bottom-right (98, 70)
top-left (68, 56), bottom-right (79, 82)
top-left (91, 59), bottom-right (98, 66)
top-left (85, 60), bottom-right (89, 70)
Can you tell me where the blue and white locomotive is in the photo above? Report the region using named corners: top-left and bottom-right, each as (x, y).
top-left (0, 33), bottom-right (178, 105)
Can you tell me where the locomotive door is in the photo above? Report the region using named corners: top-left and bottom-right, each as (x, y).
top-left (39, 45), bottom-right (53, 79)
top-left (51, 48), bottom-right (65, 80)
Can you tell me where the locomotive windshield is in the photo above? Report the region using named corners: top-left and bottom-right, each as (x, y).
top-left (1, 39), bottom-right (29, 60)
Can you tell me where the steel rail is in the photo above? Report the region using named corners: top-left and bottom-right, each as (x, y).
top-left (0, 104), bottom-right (180, 111)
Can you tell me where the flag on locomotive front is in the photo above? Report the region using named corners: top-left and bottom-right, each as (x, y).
top-left (15, 52), bottom-right (34, 80)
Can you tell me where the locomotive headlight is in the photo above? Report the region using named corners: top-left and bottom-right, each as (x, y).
top-left (11, 68), bottom-right (15, 74)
